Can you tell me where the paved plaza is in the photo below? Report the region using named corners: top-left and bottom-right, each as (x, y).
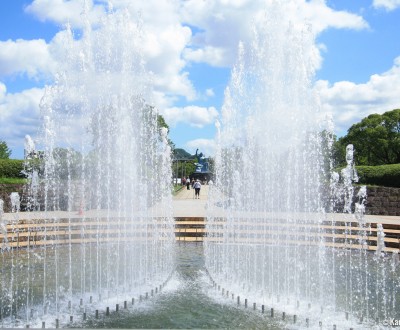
top-left (172, 184), bottom-right (209, 218)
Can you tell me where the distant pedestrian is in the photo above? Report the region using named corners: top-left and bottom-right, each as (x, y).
top-left (193, 179), bottom-right (201, 199)
top-left (186, 179), bottom-right (190, 190)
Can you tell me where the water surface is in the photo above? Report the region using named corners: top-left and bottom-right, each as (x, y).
top-left (80, 242), bottom-right (281, 329)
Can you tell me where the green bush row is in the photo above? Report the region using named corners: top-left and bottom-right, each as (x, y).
top-left (0, 159), bottom-right (25, 178)
top-left (356, 164), bottom-right (400, 188)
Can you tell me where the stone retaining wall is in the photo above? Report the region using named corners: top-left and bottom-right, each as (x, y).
top-left (1, 183), bottom-right (400, 216)
top-left (0, 184), bottom-right (25, 213)
top-left (365, 186), bottom-right (400, 216)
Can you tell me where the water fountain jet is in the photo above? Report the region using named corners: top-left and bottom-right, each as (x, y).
top-left (205, 1), bottom-right (400, 328)
top-left (0, 7), bottom-right (174, 328)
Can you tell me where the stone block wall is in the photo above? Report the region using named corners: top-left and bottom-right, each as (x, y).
top-left (365, 186), bottom-right (400, 216)
top-left (0, 182), bottom-right (82, 213)
top-left (2, 183), bottom-right (400, 216)
top-left (0, 184), bottom-right (25, 213)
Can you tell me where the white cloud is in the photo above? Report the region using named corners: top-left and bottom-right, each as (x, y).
top-left (373, 0), bottom-right (400, 11)
top-left (185, 138), bottom-right (216, 157)
top-left (316, 56), bottom-right (400, 135)
top-left (183, 46), bottom-right (228, 67)
top-left (19, 0), bottom-right (370, 101)
top-left (294, 0), bottom-right (369, 33)
top-left (180, 0), bottom-right (369, 68)
top-left (0, 82), bottom-right (6, 101)
top-left (143, 22), bottom-right (195, 100)
top-left (0, 85), bottom-right (43, 154)
top-left (161, 106), bottom-right (219, 128)
top-left (0, 39), bottom-right (54, 79)
top-left (205, 88), bottom-right (215, 97)
top-left (25, 0), bottom-right (196, 102)
top-left (25, 0), bottom-right (105, 28)
top-left (1, 0), bottom-right (377, 159)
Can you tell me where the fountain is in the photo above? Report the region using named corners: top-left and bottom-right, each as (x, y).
top-left (205, 1), bottom-right (399, 328)
top-left (1, 1), bottom-right (399, 328)
top-left (0, 6), bottom-right (174, 328)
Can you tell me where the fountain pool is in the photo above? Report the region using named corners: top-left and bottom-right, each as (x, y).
top-left (1, 5), bottom-right (174, 328)
top-left (205, 1), bottom-right (400, 328)
top-left (0, 1), bottom-right (399, 328)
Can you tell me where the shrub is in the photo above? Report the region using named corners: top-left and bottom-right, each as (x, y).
top-left (0, 159), bottom-right (25, 178)
top-left (356, 164), bottom-right (400, 188)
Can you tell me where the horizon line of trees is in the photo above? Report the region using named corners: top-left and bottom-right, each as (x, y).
top-left (0, 112), bottom-right (214, 181)
top-left (2, 109), bottom-right (399, 169)
top-left (332, 108), bottom-right (400, 167)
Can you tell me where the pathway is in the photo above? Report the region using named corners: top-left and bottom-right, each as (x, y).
top-left (1, 183), bottom-right (399, 225)
top-left (172, 184), bottom-right (400, 225)
top-left (172, 184), bottom-right (209, 218)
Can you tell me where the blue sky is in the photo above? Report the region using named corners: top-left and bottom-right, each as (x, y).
top-left (0, 0), bottom-right (400, 159)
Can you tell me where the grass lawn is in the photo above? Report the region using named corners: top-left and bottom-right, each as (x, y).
top-left (0, 177), bottom-right (27, 184)
top-left (173, 184), bottom-right (184, 195)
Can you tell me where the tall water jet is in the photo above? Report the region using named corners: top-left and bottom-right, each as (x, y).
top-left (22, 135), bottom-right (41, 212)
top-left (206, 0), bottom-right (326, 306)
top-left (0, 6), bottom-right (174, 328)
top-left (205, 1), bottom-right (399, 327)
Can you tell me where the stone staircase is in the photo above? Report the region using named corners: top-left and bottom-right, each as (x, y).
top-left (175, 217), bottom-right (206, 241)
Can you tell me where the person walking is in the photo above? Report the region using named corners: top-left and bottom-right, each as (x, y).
top-left (186, 178), bottom-right (191, 190)
top-left (193, 179), bottom-right (201, 199)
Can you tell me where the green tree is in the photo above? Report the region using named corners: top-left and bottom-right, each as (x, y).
top-left (172, 159), bottom-right (196, 179)
top-left (157, 114), bottom-right (169, 132)
top-left (52, 147), bottom-right (83, 180)
top-left (0, 141), bottom-right (11, 159)
top-left (338, 109), bottom-right (400, 166)
top-left (157, 114), bottom-right (175, 151)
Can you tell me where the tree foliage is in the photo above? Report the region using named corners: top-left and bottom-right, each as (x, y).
top-left (0, 141), bottom-right (11, 159)
top-left (336, 109), bottom-right (400, 166)
top-left (157, 114), bottom-right (175, 151)
top-left (52, 147), bottom-right (83, 180)
top-left (157, 114), bottom-right (169, 132)
top-left (0, 159), bottom-right (24, 177)
top-left (356, 164), bottom-right (400, 188)
top-left (172, 160), bottom-right (196, 179)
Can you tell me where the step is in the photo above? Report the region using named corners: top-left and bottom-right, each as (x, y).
top-left (1, 216), bottom-right (399, 251)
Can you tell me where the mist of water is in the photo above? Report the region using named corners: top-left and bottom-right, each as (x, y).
top-left (0, 7), bottom-right (174, 328)
top-left (205, 1), bottom-right (399, 327)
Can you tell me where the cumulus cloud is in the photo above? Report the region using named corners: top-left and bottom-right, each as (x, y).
top-left (17, 0), bottom-right (371, 101)
top-left (293, 0), bottom-right (369, 33)
top-left (185, 138), bottom-right (216, 157)
top-left (161, 106), bottom-right (219, 128)
top-left (0, 0), bottom-right (380, 158)
top-left (180, 0), bottom-right (369, 68)
top-left (183, 46), bottom-right (228, 67)
top-left (25, 0), bottom-right (105, 28)
top-left (0, 82), bottom-right (6, 101)
top-left (0, 39), bottom-right (54, 79)
top-left (25, 0), bottom-right (196, 101)
top-left (205, 88), bottom-right (215, 97)
top-left (373, 0), bottom-right (400, 11)
top-left (140, 15), bottom-right (195, 100)
top-left (316, 56), bottom-right (400, 135)
top-left (0, 84), bottom-right (43, 154)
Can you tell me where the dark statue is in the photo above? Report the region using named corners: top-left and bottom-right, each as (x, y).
top-left (195, 149), bottom-right (209, 173)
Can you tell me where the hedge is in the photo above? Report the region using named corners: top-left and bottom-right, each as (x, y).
top-left (356, 164), bottom-right (400, 188)
top-left (0, 159), bottom-right (25, 178)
